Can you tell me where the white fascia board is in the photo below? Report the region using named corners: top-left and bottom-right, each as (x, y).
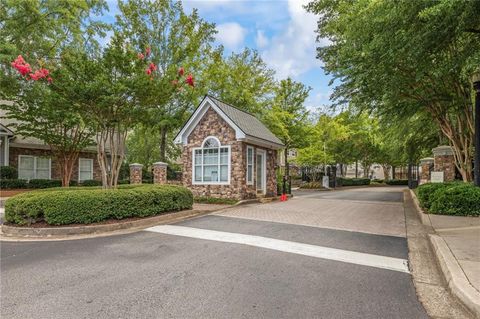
top-left (240, 135), bottom-right (285, 150)
top-left (175, 96), bottom-right (246, 145)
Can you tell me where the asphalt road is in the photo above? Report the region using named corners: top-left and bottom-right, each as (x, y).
top-left (1, 187), bottom-right (428, 319)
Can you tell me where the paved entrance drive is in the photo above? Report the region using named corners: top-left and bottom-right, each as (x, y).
top-left (1, 186), bottom-right (428, 318)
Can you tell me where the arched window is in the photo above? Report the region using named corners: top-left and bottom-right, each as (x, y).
top-left (193, 136), bottom-right (230, 184)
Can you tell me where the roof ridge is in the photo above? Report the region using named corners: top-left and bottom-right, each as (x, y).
top-left (206, 95), bottom-right (258, 118)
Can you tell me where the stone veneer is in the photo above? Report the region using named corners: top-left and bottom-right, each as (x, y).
top-left (433, 145), bottom-right (456, 182)
top-left (8, 146), bottom-right (101, 181)
top-left (153, 162), bottom-right (167, 184)
top-left (182, 107), bottom-right (277, 200)
top-left (419, 157), bottom-right (434, 184)
top-left (129, 163), bottom-right (143, 184)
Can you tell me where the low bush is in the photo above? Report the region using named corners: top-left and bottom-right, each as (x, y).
top-left (81, 179), bottom-right (102, 186)
top-left (372, 179), bottom-right (385, 184)
top-left (0, 179), bottom-right (27, 189)
top-left (194, 196), bottom-right (238, 205)
top-left (0, 166), bottom-right (17, 179)
top-left (337, 178), bottom-right (370, 186)
top-left (385, 179), bottom-right (408, 185)
top-left (5, 184), bottom-right (193, 225)
top-left (430, 183), bottom-right (480, 216)
top-left (416, 183), bottom-right (453, 209)
top-left (300, 182), bottom-right (324, 189)
top-left (27, 179), bottom-right (62, 189)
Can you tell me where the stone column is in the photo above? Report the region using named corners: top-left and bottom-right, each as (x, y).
top-left (129, 163), bottom-right (143, 184)
top-left (153, 161), bottom-right (168, 184)
top-left (432, 145), bottom-right (455, 182)
top-left (419, 157), bottom-right (434, 184)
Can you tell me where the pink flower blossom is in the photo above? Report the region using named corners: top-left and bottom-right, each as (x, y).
top-left (185, 74), bottom-right (194, 87)
top-left (178, 67), bottom-right (184, 76)
top-left (11, 55), bottom-right (32, 76)
top-left (146, 68), bottom-right (152, 75)
top-left (137, 52), bottom-right (145, 60)
top-left (149, 63), bottom-right (157, 71)
top-left (145, 47), bottom-right (151, 56)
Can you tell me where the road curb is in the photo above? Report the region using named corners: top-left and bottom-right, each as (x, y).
top-left (409, 190), bottom-right (432, 226)
top-left (0, 208), bottom-right (214, 240)
top-left (429, 234), bottom-right (480, 317)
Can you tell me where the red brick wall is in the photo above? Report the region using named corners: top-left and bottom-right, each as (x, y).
top-left (9, 147), bottom-right (101, 181)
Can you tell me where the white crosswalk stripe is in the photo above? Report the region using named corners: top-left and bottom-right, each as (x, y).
top-left (145, 225), bottom-right (410, 274)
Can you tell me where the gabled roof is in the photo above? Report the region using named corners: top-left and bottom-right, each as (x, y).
top-left (174, 95), bottom-right (284, 150)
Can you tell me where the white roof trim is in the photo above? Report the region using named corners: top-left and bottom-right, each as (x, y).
top-left (174, 96), bottom-right (246, 145)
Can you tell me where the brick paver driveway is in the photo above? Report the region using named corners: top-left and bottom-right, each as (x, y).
top-left (215, 186), bottom-right (407, 237)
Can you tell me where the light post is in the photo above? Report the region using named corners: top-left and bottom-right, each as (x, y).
top-left (473, 70), bottom-right (480, 186)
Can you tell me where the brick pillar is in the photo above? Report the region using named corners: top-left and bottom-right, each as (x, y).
top-left (419, 157), bottom-right (434, 184)
top-left (432, 145), bottom-right (455, 182)
top-left (153, 162), bottom-right (167, 184)
top-left (129, 163), bottom-right (143, 184)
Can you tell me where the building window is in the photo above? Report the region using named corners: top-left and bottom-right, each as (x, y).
top-left (18, 155), bottom-right (51, 180)
top-left (246, 146), bottom-right (254, 185)
top-left (79, 158), bottom-right (93, 181)
top-left (192, 136), bottom-right (230, 184)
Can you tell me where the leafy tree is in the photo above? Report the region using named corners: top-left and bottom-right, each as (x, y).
top-left (307, 0), bottom-right (480, 181)
top-left (266, 78), bottom-right (311, 177)
top-left (116, 0), bottom-right (216, 162)
top-left (0, 0), bottom-right (108, 186)
top-left (205, 48), bottom-right (276, 115)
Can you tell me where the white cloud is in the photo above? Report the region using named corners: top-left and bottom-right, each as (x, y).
top-left (260, 0), bottom-right (328, 79)
top-left (255, 30), bottom-right (269, 48)
top-left (215, 22), bottom-right (247, 51)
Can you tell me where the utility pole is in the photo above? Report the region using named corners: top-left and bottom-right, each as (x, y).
top-left (473, 71), bottom-right (480, 186)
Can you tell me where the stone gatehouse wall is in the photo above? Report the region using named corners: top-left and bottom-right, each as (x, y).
top-left (181, 106), bottom-right (277, 200)
top-left (8, 146), bottom-right (101, 181)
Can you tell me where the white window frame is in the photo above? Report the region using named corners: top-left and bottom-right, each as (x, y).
top-left (18, 155), bottom-right (51, 180)
top-left (246, 145), bottom-right (254, 185)
top-left (78, 158), bottom-right (94, 182)
top-left (192, 136), bottom-right (231, 185)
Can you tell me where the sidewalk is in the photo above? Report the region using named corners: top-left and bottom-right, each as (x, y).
top-left (411, 190), bottom-right (480, 316)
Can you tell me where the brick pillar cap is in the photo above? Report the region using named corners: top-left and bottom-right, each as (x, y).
top-left (419, 157), bottom-right (434, 164)
top-left (129, 163), bottom-right (143, 168)
top-left (153, 161), bottom-right (168, 167)
top-left (432, 145), bottom-right (454, 156)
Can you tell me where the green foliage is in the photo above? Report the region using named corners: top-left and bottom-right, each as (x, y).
top-left (0, 179), bottom-right (27, 189)
top-left (337, 178), bottom-right (370, 187)
top-left (429, 184), bottom-right (480, 216)
top-left (194, 197), bottom-right (238, 205)
top-left (81, 180), bottom-right (102, 187)
top-left (0, 166), bottom-right (17, 179)
top-left (385, 179), bottom-right (409, 186)
top-left (5, 185), bottom-right (193, 225)
top-left (27, 179), bottom-right (62, 189)
top-left (416, 183), bottom-right (454, 210)
top-left (300, 182), bottom-right (324, 189)
top-left (306, 0), bottom-right (479, 181)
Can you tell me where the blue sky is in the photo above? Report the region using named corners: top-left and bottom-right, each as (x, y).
top-left (105, 0), bottom-right (333, 110)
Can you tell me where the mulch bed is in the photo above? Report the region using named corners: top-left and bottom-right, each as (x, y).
top-left (1, 189), bottom-right (34, 197)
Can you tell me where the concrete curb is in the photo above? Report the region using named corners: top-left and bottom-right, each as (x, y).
top-left (409, 190), bottom-right (479, 317)
top-left (409, 190), bottom-right (432, 227)
top-left (1, 209), bottom-right (213, 240)
top-left (429, 234), bottom-right (480, 317)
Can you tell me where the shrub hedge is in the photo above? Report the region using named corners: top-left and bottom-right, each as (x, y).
top-left (194, 196), bottom-right (238, 205)
top-left (0, 166), bottom-right (18, 179)
top-left (0, 178), bottom-right (102, 189)
top-left (5, 184), bottom-right (193, 225)
top-left (300, 182), bottom-right (324, 189)
top-left (337, 178), bottom-right (370, 186)
top-left (416, 182), bottom-right (479, 216)
top-left (1, 179), bottom-right (28, 189)
top-left (385, 179), bottom-right (409, 185)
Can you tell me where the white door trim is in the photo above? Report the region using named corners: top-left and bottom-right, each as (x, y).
top-left (256, 149), bottom-right (267, 195)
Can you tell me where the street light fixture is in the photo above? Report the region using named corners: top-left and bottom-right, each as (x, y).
top-left (473, 69), bottom-right (480, 186)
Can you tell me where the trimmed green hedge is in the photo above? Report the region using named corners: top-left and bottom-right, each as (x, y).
top-left (1, 179), bottom-right (28, 189)
top-left (337, 178), bottom-right (370, 186)
top-left (1, 166), bottom-right (17, 179)
top-left (194, 196), bottom-right (238, 205)
top-left (385, 179), bottom-right (408, 185)
top-left (5, 185), bottom-right (193, 225)
top-left (416, 182), bottom-right (479, 216)
top-left (0, 178), bottom-right (101, 189)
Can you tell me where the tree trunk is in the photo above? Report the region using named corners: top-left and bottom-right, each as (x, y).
top-left (382, 164), bottom-right (391, 180)
top-left (355, 160), bottom-right (358, 178)
top-left (392, 166), bottom-right (396, 179)
top-left (159, 125), bottom-right (167, 162)
top-left (96, 127), bottom-right (127, 189)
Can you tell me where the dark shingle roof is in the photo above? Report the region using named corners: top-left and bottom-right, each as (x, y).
top-left (207, 95), bottom-right (284, 146)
